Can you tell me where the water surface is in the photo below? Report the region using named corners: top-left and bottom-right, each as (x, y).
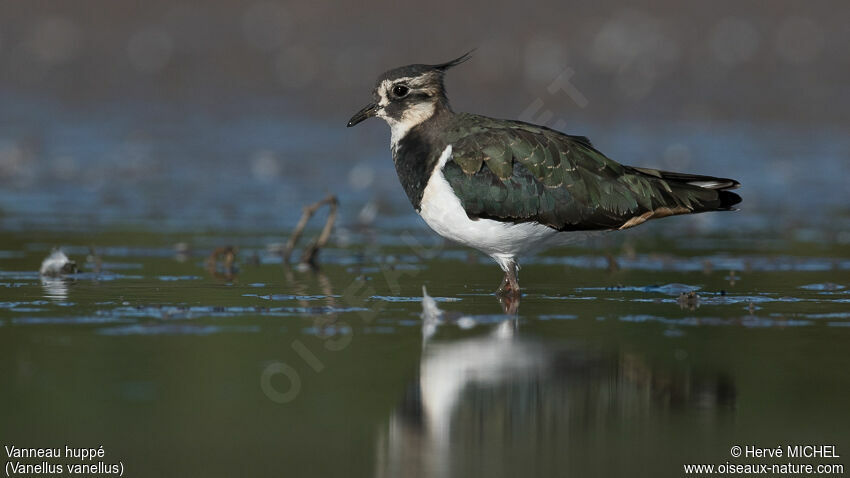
top-left (1, 96), bottom-right (849, 476)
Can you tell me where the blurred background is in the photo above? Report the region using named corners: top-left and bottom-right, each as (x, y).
top-left (2, 2), bottom-right (850, 477)
top-left (1, 0), bottom-right (848, 234)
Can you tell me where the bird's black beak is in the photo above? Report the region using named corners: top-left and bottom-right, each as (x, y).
top-left (347, 103), bottom-right (378, 127)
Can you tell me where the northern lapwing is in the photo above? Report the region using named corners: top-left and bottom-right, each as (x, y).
top-left (347, 53), bottom-right (741, 297)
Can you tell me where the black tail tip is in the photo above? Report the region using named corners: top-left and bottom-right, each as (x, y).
top-left (719, 190), bottom-right (742, 210)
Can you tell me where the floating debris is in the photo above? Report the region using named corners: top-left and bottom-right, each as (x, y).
top-left (677, 291), bottom-right (700, 310)
top-left (39, 250), bottom-right (78, 277)
top-left (206, 246), bottom-right (238, 280)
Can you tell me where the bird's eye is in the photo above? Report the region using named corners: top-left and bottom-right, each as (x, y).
top-left (392, 84), bottom-right (410, 97)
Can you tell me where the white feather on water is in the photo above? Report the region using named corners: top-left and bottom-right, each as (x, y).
top-left (39, 250), bottom-right (76, 276)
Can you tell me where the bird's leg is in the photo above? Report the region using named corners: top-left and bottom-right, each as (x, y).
top-left (507, 262), bottom-right (520, 295)
top-left (498, 274), bottom-right (510, 293)
top-left (496, 260), bottom-right (521, 297)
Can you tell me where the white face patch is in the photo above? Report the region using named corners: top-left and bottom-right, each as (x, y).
top-left (374, 74), bottom-right (439, 150)
top-left (376, 80), bottom-right (392, 107)
top-left (382, 102), bottom-right (436, 150)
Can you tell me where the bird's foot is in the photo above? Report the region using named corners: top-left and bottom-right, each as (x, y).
top-left (496, 283), bottom-right (521, 297)
top-left (495, 274), bottom-right (521, 298)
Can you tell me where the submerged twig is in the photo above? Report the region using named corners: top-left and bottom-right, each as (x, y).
top-left (283, 195), bottom-right (338, 268)
top-left (206, 246), bottom-right (238, 281)
top-left (87, 246), bottom-right (102, 274)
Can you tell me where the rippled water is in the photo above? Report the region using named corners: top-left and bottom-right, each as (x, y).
top-left (2, 221), bottom-right (850, 476)
top-left (2, 95), bottom-right (849, 476)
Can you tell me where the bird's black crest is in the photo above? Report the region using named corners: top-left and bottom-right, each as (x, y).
top-left (430, 50), bottom-right (475, 71)
top-left (377, 51), bottom-right (475, 83)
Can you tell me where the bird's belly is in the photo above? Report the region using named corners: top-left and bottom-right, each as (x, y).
top-left (418, 157), bottom-right (557, 258)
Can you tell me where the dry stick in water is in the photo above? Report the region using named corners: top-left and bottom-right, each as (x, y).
top-left (283, 195), bottom-right (338, 267)
top-left (206, 246), bottom-right (238, 280)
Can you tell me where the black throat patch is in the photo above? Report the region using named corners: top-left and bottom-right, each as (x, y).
top-left (392, 125), bottom-right (446, 211)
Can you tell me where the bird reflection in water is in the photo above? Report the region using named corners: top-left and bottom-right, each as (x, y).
top-left (375, 292), bottom-right (736, 478)
top-left (40, 277), bottom-right (71, 302)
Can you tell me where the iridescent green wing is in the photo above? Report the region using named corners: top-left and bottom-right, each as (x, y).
top-left (442, 114), bottom-right (738, 231)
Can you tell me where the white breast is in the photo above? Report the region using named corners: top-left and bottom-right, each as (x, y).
top-left (418, 145), bottom-right (560, 271)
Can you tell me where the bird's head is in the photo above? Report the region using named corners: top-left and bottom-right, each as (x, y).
top-left (347, 52), bottom-right (472, 140)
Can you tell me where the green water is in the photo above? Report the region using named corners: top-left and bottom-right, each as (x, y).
top-left (3, 2), bottom-right (850, 474)
top-left (2, 227), bottom-right (849, 477)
